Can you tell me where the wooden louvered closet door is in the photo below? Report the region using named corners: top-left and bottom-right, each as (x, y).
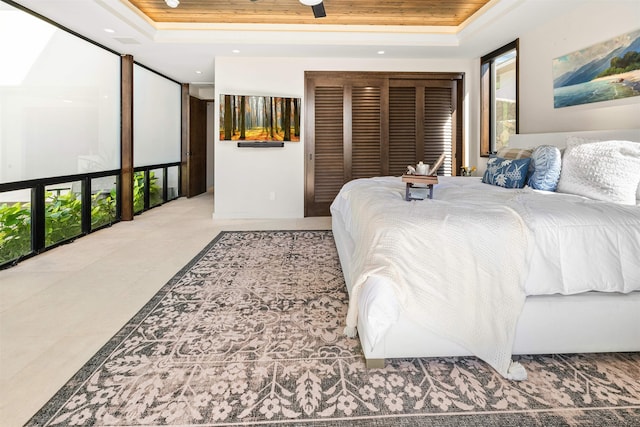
top-left (308, 85), bottom-right (344, 217)
top-left (305, 76), bottom-right (386, 216)
top-left (388, 79), bottom-right (457, 177)
top-left (350, 84), bottom-right (384, 179)
top-left (423, 83), bottom-right (456, 176)
top-left (305, 72), bottom-right (462, 217)
top-left (388, 86), bottom-right (418, 176)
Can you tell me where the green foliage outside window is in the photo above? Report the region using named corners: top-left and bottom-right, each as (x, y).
top-left (92, 189), bottom-right (117, 230)
top-left (45, 191), bottom-right (83, 247)
top-left (0, 202), bottom-right (32, 264)
top-left (134, 172), bottom-right (145, 213)
top-left (0, 173), bottom-right (162, 265)
top-left (133, 171), bottom-right (162, 213)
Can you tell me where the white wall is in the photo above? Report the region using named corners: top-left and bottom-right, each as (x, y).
top-left (519, 0), bottom-right (640, 133)
top-left (214, 57), bottom-right (476, 219)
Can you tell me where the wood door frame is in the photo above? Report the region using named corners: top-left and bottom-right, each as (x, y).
top-left (189, 95), bottom-right (208, 197)
top-left (181, 85), bottom-right (208, 198)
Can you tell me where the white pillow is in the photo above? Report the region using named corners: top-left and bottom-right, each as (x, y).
top-left (565, 136), bottom-right (640, 203)
top-left (556, 140), bottom-right (640, 205)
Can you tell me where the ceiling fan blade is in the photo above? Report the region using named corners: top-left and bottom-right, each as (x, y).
top-left (312, 2), bottom-right (326, 18)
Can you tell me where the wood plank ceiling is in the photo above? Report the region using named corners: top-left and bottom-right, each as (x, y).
top-left (127, 0), bottom-right (491, 27)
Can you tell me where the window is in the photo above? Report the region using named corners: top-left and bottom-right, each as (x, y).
top-left (481, 40), bottom-right (519, 156)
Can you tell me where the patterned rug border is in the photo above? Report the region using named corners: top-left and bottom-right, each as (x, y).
top-left (27, 230), bottom-right (332, 425)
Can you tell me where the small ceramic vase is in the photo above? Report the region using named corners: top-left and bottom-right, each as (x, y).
top-left (416, 161), bottom-right (429, 175)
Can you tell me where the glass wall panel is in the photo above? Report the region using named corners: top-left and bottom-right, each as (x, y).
top-left (0, 3), bottom-right (120, 183)
top-left (167, 166), bottom-right (179, 200)
top-left (45, 181), bottom-right (82, 247)
top-left (0, 189), bottom-right (32, 264)
top-left (91, 175), bottom-right (117, 230)
top-left (133, 65), bottom-right (181, 167)
top-left (149, 168), bottom-right (164, 208)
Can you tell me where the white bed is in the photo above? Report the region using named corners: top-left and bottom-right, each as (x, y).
top-left (331, 129), bottom-right (640, 380)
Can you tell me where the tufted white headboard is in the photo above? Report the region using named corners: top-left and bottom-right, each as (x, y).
top-left (508, 129), bottom-right (640, 149)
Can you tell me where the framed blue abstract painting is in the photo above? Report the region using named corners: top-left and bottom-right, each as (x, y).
top-left (552, 28), bottom-right (640, 108)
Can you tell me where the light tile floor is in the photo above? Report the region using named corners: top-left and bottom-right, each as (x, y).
top-left (0, 192), bottom-right (331, 426)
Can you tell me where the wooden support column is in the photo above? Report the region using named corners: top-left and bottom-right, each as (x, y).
top-left (121, 54), bottom-right (134, 220)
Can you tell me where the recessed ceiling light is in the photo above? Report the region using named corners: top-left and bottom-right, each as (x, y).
top-left (195, 70), bottom-right (202, 74)
top-left (104, 28), bottom-right (115, 33)
top-left (378, 50), bottom-right (385, 55)
top-left (232, 49), bottom-right (240, 54)
top-left (165, 0), bottom-right (179, 8)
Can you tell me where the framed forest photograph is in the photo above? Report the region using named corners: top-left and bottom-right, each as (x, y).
top-left (219, 94), bottom-right (301, 142)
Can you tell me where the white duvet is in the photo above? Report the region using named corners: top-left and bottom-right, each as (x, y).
top-left (331, 176), bottom-right (640, 379)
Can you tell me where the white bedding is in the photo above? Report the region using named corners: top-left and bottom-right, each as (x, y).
top-left (331, 176), bottom-right (640, 379)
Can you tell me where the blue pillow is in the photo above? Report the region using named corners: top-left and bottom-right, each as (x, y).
top-left (527, 145), bottom-right (561, 191)
top-left (482, 155), bottom-right (531, 188)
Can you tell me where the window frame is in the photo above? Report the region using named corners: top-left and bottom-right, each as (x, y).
top-left (480, 39), bottom-right (519, 157)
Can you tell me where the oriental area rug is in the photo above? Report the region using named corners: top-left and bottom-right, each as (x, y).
top-left (28, 231), bottom-right (640, 426)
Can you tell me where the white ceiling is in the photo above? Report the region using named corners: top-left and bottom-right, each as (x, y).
top-left (8, 0), bottom-right (581, 85)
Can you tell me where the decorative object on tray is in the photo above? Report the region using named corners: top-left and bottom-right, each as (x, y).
top-left (429, 153), bottom-right (447, 176)
top-left (416, 161), bottom-right (429, 175)
top-left (405, 153), bottom-right (446, 176)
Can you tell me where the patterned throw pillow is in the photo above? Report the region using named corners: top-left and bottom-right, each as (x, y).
top-left (556, 140), bottom-right (640, 205)
top-left (496, 147), bottom-right (533, 160)
top-left (527, 145), bottom-right (562, 191)
top-left (482, 155), bottom-right (531, 188)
